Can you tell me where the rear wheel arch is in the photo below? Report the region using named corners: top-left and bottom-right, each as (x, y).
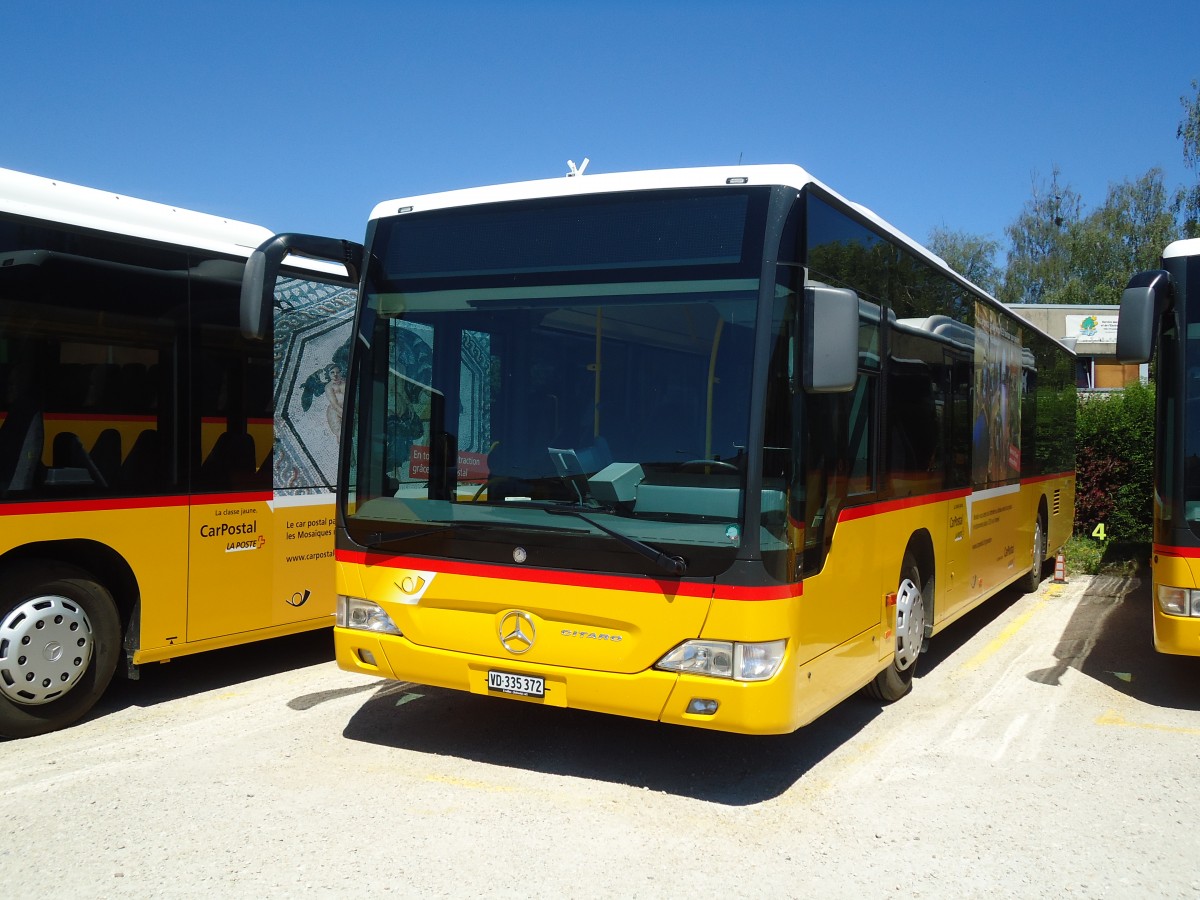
top-left (904, 529), bottom-right (936, 635)
top-left (864, 531), bottom-right (935, 703)
top-left (0, 540), bottom-right (139, 637)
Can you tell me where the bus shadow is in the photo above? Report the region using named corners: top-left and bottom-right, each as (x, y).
top-left (917, 580), bottom-right (1027, 675)
top-left (341, 682), bottom-right (885, 806)
top-left (1027, 575), bottom-right (1200, 711)
top-left (85, 629), bottom-right (335, 723)
top-left (337, 583), bottom-right (1032, 805)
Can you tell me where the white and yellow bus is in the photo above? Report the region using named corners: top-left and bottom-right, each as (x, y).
top-left (1118, 238), bottom-right (1200, 656)
top-left (250, 164), bottom-right (1076, 734)
top-left (0, 168), bottom-right (357, 737)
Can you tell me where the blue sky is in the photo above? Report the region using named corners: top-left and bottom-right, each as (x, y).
top-left (3, 1), bottom-right (1197, 257)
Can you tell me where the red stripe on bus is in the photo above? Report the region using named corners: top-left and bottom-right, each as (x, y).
top-left (837, 472), bottom-right (1074, 523)
top-left (0, 491), bottom-right (274, 516)
top-left (1154, 544), bottom-right (1200, 559)
top-left (336, 549), bottom-right (801, 601)
top-left (43, 413), bottom-right (157, 423)
top-left (838, 488), bottom-right (972, 522)
top-left (190, 491), bottom-right (274, 505)
top-left (1022, 470), bottom-right (1075, 485)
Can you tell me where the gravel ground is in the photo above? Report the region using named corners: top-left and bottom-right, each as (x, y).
top-left (2, 573), bottom-right (1199, 899)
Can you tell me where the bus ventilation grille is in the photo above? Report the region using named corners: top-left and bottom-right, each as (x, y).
top-left (1052, 489), bottom-right (1062, 516)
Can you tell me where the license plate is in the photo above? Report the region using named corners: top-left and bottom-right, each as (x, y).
top-left (487, 670), bottom-right (545, 698)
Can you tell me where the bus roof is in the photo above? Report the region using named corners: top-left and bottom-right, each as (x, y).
top-left (1165, 237), bottom-right (1200, 260)
top-left (369, 163), bottom-right (1070, 352)
top-left (0, 166), bottom-right (273, 258)
top-left (370, 164), bottom-right (976, 293)
top-left (371, 164), bottom-right (908, 242)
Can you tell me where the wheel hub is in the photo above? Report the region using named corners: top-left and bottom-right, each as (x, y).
top-left (0, 595), bottom-right (94, 705)
top-left (894, 577), bottom-right (924, 671)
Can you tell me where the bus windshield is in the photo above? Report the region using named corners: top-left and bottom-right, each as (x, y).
top-left (344, 188), bottom-right (774, 577)
top-left (1181, 254), bottom-right (1200, 530)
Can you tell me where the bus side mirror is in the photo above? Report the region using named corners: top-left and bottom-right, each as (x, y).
top-left (240, 233), bottom-right (363, 340)
top-left (802, 284), bottom-right (859, 393)
top-left (1116, 269), bottom-right (1172, 364)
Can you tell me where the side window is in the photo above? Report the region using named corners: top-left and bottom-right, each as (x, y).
top-left (848, 310), bottom-right (880, 496)
top-left (191, 257), bottom-right (270, 493)
top-left (845, 376), bottom-right (875, 495)
top-left (805, 193), bottom-right (884, 509)
top-left (1026, 327), bottom-right (1076, 481)
top-left (887, 251), bottom-right (978, 497)
top-left (0, 221), bottom-right (185, 500)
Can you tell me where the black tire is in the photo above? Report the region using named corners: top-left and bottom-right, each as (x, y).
top-left (865, 552), bottom-right (927, 703)
top-left (0, 562), bottom-right (121, 739)
top-left (1022, 514), bottom-right (1047, 593)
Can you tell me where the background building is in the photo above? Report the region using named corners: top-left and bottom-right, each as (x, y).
top-left (1006, 304), bottom-right (1144, 390)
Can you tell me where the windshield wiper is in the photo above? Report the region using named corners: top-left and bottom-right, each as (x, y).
top-left (545, 507), bottom-right (687, 576)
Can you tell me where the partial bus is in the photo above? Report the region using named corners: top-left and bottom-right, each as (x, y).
top-left (248, 164), bottom-right (1076, 734)
top-left (0, 168), bottom-right (357, 737)
top-left (1118, 238), bottom-right (1200, 656)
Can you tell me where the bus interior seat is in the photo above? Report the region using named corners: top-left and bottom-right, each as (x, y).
top-left (91, 428), bottom-right (122, 485)
top-left (120, 428), bottom-right (160, 489)
top-left (200, 429), bottom-right (257, 489)
top-left (52, 430), bottom-right (81, 467)
top-left (254, 447), bottom-right (273, 488)
top-left (0, 402), bottom-right (45, 496)
top-left (50, 431), bottom-right (108, 489)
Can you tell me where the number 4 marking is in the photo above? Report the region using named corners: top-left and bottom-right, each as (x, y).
top-left (1092, 523), bottom-right (1107, 541)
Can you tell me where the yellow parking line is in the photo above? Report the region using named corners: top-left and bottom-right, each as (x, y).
top-left (424, 773), bottom-right (519, 792)
top-left (1095, 709), bottom-right (1200, 736)
top-left (960, 588), bottom-right (1058, 671)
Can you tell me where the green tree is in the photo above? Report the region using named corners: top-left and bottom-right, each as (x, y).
top-left (998, 166), bottom-right (1081, 305)
top-left (1054, 168), bottom-right (1178, 305)
top-left (926, 226), bottom-right (1002, 296)
top-left (1178, 78), bottom-right (1200, 238)
top-left (1001, 168), bottom-right (1177, 305)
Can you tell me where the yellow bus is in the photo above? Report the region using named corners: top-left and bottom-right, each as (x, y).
top-left (0, 168), bottom-right (357, 737)
top-left (249, 164), bottom-right (1076, 734)
top-left (1118, 238), bottom-right (1200, 656)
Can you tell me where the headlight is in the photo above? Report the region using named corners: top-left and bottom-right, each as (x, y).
top-left (735, 641), bottom-right (787, 680)
top-left (1157, 586), bottom-right (1200, 618)
top-left (337, 595), bottom-right (402, 635)
top-left (656, 639), bottom-right (785, 681)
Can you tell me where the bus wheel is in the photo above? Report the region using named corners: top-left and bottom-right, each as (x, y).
top-left (866, 553), bottom-right (926, 703)
top-left (1021, 514), bottom-right (1046, 593)
top-left (0, 563), bottom-right (121, 739)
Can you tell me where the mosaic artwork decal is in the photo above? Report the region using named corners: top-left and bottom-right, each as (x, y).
top-left (272, 277), bottom-right (356, 495)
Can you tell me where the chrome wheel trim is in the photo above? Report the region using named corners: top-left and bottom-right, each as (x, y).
top-left (894, 577), bottom-right (924, 671)
top-left (0, 595), bottom-right (94, 705)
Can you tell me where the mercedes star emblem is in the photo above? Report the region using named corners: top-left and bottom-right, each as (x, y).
top-left (498, 610), bottom-right (536, 654)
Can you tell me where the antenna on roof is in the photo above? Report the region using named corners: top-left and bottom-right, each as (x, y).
top-left (566, 157), bottom-right (590, 177)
